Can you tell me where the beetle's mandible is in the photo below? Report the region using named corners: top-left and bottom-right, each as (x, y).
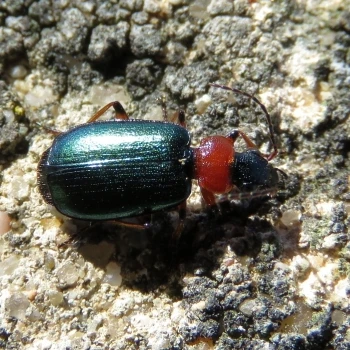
top-left (37, 84), bottom-right (283, 232)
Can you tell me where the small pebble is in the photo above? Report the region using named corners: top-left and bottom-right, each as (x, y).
top-left (9, 65), bottom-right (28, 79)
top-left (0, 212), bottom-right (11, 235)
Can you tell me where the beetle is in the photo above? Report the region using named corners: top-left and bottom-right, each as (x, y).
top-left (37, 84), bottom-right (283, 233)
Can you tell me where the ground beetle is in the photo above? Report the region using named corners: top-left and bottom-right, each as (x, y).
top-left (37, 84), bottom-right (283, 233)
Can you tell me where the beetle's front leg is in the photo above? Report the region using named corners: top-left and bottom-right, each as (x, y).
top-left (36, 122), bottom-right (63, 136)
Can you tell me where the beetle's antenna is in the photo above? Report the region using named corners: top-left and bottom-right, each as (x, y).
top-left (210, 83), bottom-right (278, 161)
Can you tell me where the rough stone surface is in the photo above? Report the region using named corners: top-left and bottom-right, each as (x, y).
top-left (0, 1), bottom-right (349, 349)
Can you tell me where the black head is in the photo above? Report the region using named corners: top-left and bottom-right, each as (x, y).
top-left (232, 150), bottom-right (280, 193)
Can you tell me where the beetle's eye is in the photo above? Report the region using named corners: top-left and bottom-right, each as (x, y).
top-left (228, 130), bottom-right (239, 140)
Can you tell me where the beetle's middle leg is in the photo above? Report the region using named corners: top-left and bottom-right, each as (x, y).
top-left (108, 219), bottom-right (149, 230)
top-left (172, 200), bottom-right (187, 242)
top-left (158, 96), bottom-right (186, 128)
top-left (87, 101), bottom-right (129, 123)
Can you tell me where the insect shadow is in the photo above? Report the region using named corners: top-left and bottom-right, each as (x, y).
top-left (65, 195), bottom-right (281, 295)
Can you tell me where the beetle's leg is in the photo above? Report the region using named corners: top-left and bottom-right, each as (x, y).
top-left (110, 219), bottom-right (148, 230)
top-left (200, 187), bottom-right (217, 207)
top-left (228, 129), bottom-right (270, 158)
top-left (112, 102), bottom-right (129, 120)
top-left (228, 187), bottom-right (277, 200)
top-left (172, 109), bottom-right (186, 128)
top-left (157, 96), bottom-right (186, 127)
top-left (40, 125), bottom-right (62, 136)
top-left (36, 122), bottom-right (62, 136)
top-left (87, 101), bottom-right (129, 123)
top-left (167, 109), bottom-right (186, 127)
top-left (228, 129), bottom-right (258, 149)
top-left (172, 201), bottom-right (187, 241)
top-left (58, 222), bottom-right (99, 248)
top-left (200, 188), bottom-right (222, 220)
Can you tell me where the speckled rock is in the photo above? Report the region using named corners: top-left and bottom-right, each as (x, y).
top-left (0, 81), bottom-right (29, 162)
top-left (0, 0), bottom-right (349, 349)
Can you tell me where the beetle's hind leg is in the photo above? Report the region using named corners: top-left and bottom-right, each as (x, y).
top-left (38, 101), bottom-right (129, 134)
top-left (36, 122), bottom-right (63, 136)
top-left (87, 101), bottom-right (129, 123)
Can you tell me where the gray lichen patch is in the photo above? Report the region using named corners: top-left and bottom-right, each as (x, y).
top-left (0, 0), bottom-right (349, 349)
top-left (0, 81), bottom-right (29, 162)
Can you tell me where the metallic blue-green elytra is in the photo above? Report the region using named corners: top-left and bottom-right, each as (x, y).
top-left (38, 120), bottom-right (193, 220)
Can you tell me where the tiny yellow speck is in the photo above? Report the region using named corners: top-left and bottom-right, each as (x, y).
top-left (14, 105), bottom-right (25, 117)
